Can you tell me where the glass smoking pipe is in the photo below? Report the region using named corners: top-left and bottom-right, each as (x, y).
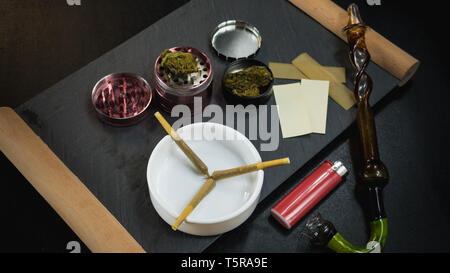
top-left (303, 3), bottom-right (389, 253)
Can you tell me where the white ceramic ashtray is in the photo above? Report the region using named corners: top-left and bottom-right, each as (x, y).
top-left (147, 122), bottom-right (263, 236)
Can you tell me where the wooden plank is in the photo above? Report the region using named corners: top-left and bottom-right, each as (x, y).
top-left (0, 107), bottom-right (145, 253)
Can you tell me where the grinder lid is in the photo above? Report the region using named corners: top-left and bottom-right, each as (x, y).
top-left (211, 20), bottom-right (262, 61)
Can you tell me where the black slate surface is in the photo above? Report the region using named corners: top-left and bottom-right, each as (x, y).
top-left (14, 0), bottom-right (398, 253)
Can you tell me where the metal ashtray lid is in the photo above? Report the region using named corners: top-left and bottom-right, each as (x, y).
top-left (211, 20), bottom-right (262, 61)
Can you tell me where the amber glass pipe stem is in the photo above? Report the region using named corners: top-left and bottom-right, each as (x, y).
top-left (344, 4), bottom-right (389, 186)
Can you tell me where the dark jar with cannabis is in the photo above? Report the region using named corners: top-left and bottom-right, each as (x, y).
top-left (222, 59), bottom-right (274, 105)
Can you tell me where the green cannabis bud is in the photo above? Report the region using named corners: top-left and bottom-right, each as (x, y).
top-left (160, 49), bottom-right (198, 75)
top-left (224, 66), bottom-right (272, 97)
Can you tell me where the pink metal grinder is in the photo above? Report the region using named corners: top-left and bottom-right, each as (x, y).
top-left (271, 161), bottom-right (348, 229)
top-left (153, 46), bottom-right (213, 114)
top-left (92, 73), bottom-right (152, 126)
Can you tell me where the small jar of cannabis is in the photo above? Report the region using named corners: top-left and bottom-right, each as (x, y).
top-left (222, 59), bottom-right (274, 105)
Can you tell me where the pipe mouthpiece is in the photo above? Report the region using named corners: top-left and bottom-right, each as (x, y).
top-left (347, 3), bottom-right (364, 26)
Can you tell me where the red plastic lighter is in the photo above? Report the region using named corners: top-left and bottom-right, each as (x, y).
top-left (271, 161), bottom-right (348, 229)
